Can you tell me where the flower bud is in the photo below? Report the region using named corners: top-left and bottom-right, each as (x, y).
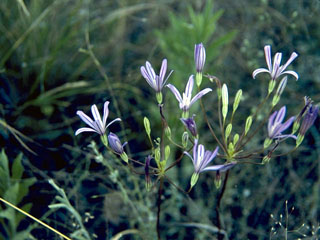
top-left (245, 116), bottom-right (252, 135)
top-left (182, 131), bottom-right (189, 148)
top-left (225, 123), bottom-right (232, 140)
top-left (108, 133), bottom-right (125, 154)
top-left (181, 116), bottom-right (198, 138)
top-left (144, 117), bottom-right (151, 136)
top-left (222, 84), bottom-right (229, 122)
top-left (233, 134), bottom-right (239, 145)
top-left (233, 89), bottom-right (242, 114)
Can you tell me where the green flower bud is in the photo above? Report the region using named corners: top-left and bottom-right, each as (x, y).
top-left (233, 89), bottom-right (242, 113)
top-left (222, 84), bottom-right (229, 122)
top-left (225, 123), bottom-right (232, 140)
top-left (264, 138), bottom-right (272, 148)
top-left (233, 134), bottom-right (239, 145)
top-left (245, 116), bottom-right (252, 135)
top-left (155, 147), bottom-right (161, 166)
top-left (182, 131), bottom-right (189, 148)
top-left (190, 172), bottom-right (199, 188)
top-left (144, 117), bottom-right (151, 136)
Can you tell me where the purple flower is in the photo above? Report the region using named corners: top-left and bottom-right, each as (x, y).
top-left (194, 43), bottom-right (206, 73)
top-left (75, 101), bottom-right (121, 136)
top-left (184, 139), bottom-right (235, 174)
top-left (167, 75), bottom-right (212, 113)
top-left (268, 106), bottom-right (296, 139)
top-left (180, 115), bottom-right (198, 137)
top-left (253, 45), bottom-right (299, 81)
top-left (299, 105), bottom-right (319, 136)
top-left (140, 59), bottom-right (173, 92)
top-left (108, 132), bottom-right (127, 154)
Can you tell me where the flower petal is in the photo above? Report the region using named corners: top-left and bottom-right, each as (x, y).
top-left (146, 61), bottom-right (156, 81)
top-left (190, 88), bottom-right (212, 106)
top-left (103, 101), bottom-right (110, 127)
top-left (76, 110), bottom-right (95, 129)
top-left (271, 52), bottom-right (282, 78)
top-left (268, 111), bottom-right (278, 135)
top-left (280, 52), bottom-right (298, 73)
top-left (106, 117), bottom-right (122, 129)
top-left (274, 106), bottom-right (286, 125)
top-left (201, 162), bottom-right (236, 173)
top-left (167, 84), bottom-right (182, 103)
top-left (280, 70), bottom-right (299, 80)
top-left (75, 127), bottom-right (98, 136)
top-left (252, 68), bottom-right (270, 79)
top-left (91, 104), bottom-right (104, 133)
top-left (264, 45), bottom-right (272, 72)
top-left (185, 75), bottom-right (194, 98)
top-left (199, 147), bottom-right (219, 172)
top-left (141, 66), bottom-right (156, 89)
top-left (159, 59), bottom-right (167, 84)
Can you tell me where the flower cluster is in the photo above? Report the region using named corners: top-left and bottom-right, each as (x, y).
top-left (74, 43), bottom-right (318, 193)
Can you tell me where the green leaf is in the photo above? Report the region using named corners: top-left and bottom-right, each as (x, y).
top-left (12, 153), bottom-right (23, 180)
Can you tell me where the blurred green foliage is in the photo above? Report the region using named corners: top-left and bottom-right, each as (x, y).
top-left (0, 150), bottom-right (36, 240)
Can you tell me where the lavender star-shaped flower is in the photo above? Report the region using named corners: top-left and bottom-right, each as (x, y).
top-left (184, 139), bottom-right (235, 174)
top-left (268, 106), bottom-right (296, 140)
top-left (167, 75), bottom-right (212, 113)
top-left (140, 59), bottom-right (173, 92)
top-left (253, 45), bottom-right (299, 81)
top-left (75, 101), bottom-right (121, 136)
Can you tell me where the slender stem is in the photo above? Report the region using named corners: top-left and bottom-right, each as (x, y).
top-left (0, 197), bottom-right (72, 240)
top-left (199, 98), bottom-right (226, 152)
top-left (236, 92), bottom-right (271, 151)
top-left (216, 170), bottom-right (230, 240)
top-left (157, 177), bottom-right (164, 240)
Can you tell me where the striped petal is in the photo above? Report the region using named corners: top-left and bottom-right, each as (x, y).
top-left (103, 101), bottom-right (110, 127)
top-left (264, 45), bottom-right (272, 71)
top-left (76, 111), bottom-right (95, 129)
top-left (252, 68), bottom-right (270, 79)
top-left (106, 117), bottom-right (121, 129)
top-left (167, 84), bottom-right (182, 103)
top-left (190, 88), bottom-right (212, 106)
top-left (75, 127), bottom-right (98, 136)
top-left (185, 75), bottom-right (194, 98)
